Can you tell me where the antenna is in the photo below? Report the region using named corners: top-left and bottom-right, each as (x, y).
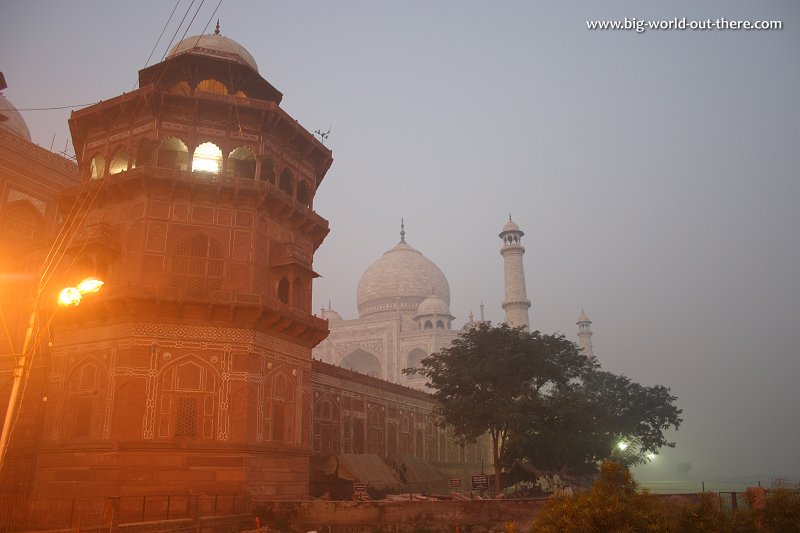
top-left (314, 127), bottom-right (331, 144)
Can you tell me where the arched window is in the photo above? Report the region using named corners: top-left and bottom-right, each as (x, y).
top-left (157, 357), bottom-right (217, 440)
top-left (296, 181), bottom-right (310, 207)
top-left (229, 146), bottom-right (256, 179)
top-left (169, 81), bottom-right (191, 95)
top-left (436, 320), bottom-right (445, 329)
top-left (400, 414), bottom-right (412, 455)
top-left (406, 348), bottom-right (427, 378)
top-left (260, 156), bottom-right (276, 183)
top-left (234, 89), bottom-right (248, 98)
top-left (424, 320), bottom-right (433, 330)
top-left (1, 202), bottom-right (43, 244)
top-left (196, 79), bottom-right (227, 95)
top-left (313, 397), bottom-right (340, 454)
top-left (340, 349), bottom-right (381, 378)
top-left (109, 147), bottom-right (129, 174)
top-left (63, 359), bottom-right (107, 440)
top-left (367, 406), bottom-right (384, 456)
top-left (90, 154), bottom-right (105, 179)
top-left (157, 137), bottom-right (189, 171)
top-left (169, 234), bottom-right (225, 291)
top-left (268, 370), bottom-right (295, 443)
top-left (277, 277), bottom-right (289, 304)
top-left (279, 169), bottom-right (294, 196)
top-left (192, 142), bottom-right (223, 174)
top-left (132, 139), bottom-right (154, 168)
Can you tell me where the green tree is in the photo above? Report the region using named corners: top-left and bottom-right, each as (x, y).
top-left (508, 370), bottom-right (683, 474)
top-left (404, 322), bottom-right (594, 493)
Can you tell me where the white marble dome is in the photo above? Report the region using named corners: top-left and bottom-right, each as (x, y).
top-left (501, 217), bottom-right (521, 234)
top-left (168, 32), bottom-right (258, 72)
top-left (0, 93), bottom-right (32, 142)
top-left (415, 294), bottom-right (453, 319)
top-left (357, 240), bottom-right (450, 318)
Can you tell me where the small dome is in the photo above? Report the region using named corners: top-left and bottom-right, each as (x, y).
top-left (415, 295), bottom-right (452, 318)
top-left (357, 240), bottom-right (450, 318)
top-left (577, 310), bottom-right (591, 323)
top-left (0, 93), bottom-right (32, 142)
top-left (500, 217), bottom-right (521, 235)
top-left (321, 307), bottom-right (343, 323)
top-left (168, 33), bottom-right (258, 72)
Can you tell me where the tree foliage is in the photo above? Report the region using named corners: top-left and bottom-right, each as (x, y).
top-left (404, 322), bottom-right (595, 491)
top-left (507, 370), bottom-right (683, 473)
top-left (405, 322), bottom-right (683, 484)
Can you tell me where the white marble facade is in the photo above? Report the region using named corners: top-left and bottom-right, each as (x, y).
top-left (313, 224), bottom-right (463, 389)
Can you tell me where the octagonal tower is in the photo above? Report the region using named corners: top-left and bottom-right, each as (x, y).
top-left (32, 30), bottom-right (333, 500)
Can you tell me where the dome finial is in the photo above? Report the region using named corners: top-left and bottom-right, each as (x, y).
top-left (214, 19), bottom-right (221, 35)
top-left (400, 218), bottom-right (406, 243)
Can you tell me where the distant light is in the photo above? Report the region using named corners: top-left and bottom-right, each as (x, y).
top-left (647, 453), bottom-right (657, 460)
top-left (617, 441), bottom-right (628, 451)
top-left (58, 287), bottom-right (82, 306)
top-left (76, 277), bottom-right (104, 294)
top-left (192, 142), bottom-right (222, 173)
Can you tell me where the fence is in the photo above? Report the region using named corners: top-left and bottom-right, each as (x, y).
top-left (0, 492), bottom-right (249, 532)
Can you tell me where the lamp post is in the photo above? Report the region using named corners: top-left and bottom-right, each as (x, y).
top-left (0, 277), bottom-right (103, 472)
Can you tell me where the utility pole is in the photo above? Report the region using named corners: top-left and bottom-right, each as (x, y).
top-left (0, 302), bottom-right (39, 471)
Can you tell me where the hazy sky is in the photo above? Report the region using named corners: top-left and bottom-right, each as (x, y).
top-left (2, 1), bottom-right (798, 482)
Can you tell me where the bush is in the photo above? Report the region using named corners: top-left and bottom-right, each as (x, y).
top-left (529, 462), bottom-right (731, 533)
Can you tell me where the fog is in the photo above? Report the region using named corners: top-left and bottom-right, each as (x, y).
top-left (2, 0), bottom-right (798, 482)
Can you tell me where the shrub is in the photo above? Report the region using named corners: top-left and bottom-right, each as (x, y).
top-left (529, 462), bottom-right (731, 533)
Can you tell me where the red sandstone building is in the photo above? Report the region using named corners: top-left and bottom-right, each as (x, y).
top-left (0, 32), bottom-right (485, 511)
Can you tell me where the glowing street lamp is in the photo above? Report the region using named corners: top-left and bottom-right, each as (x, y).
top-left (617, 441), bottom-right (629, 451)
top-left (0, 277), bottom-right (104, 471)
top-left (58, 277), bottom-right (105, 306)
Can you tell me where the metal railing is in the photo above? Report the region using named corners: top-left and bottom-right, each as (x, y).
top-left (0, 492), bottom-right (249, 532)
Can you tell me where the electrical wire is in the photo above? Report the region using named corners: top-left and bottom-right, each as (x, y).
top-left (0, 103), bottom-right (99, 112)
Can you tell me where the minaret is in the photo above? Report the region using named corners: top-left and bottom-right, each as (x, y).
top-left (577, 310), bottom-right (594, 357)
top-left (499, 216), bottom-right (531, 329)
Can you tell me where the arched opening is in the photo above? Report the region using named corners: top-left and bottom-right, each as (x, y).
top-left (234, 89), bottom-right (248, 98)
top-left (169, 233), bottom-right (225, 291)
top-left (296, 181), bottom-right (310, 207)
top-left (279, 169), bottom-right (294, 196)
top-left (192, 142), bottom-right (223, 174)
top-left (196, 78), bottom-right (228, 95)
top-left (436, 320), bottom-right (445, 329)
top-left (424, 320), bottom-right (433, 330)
top-left (157, 357), bottom-right (217, 440)
top-left (260, 156), bottom-right (276, 183)
top-left (267, 370), bottom-right (295, 443)
top-left (90, 154), bottom-right (105, 179)
top-left (367, 406), bottom-right (384, 456)
top-left (157, 137), bottom-right (189, 171)
top-left (340, 349), bottom-right (381, 378)
top-left (109, 147), bottom-right (129, 174)
top-left (63, 359), bottom-right (107, 440)
top-left (276, 277), bottom-right (289, 304)
top-left (1, 202), bottom-right (43, 244)
top-left (406, 348), bottom-right (427, 378)
top-left (313, 397), bottom-right (340, 454)
top-left (400, 414), bottom-right (412, 455)
top-left (169, 81), bottom-right (191, 95)
top-left (132, 139), bottom-right (154, 168)
top-left (229, 146), bottom-right (256, 179)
